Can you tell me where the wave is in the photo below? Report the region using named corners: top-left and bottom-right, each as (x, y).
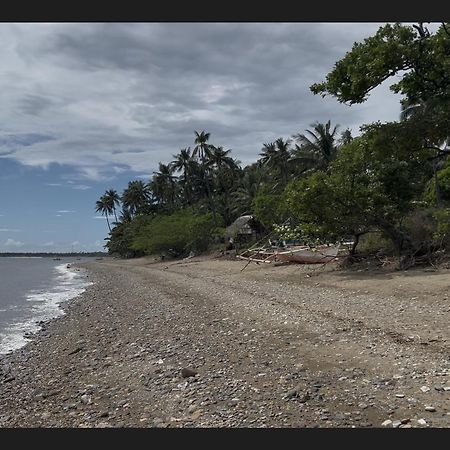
top-left (0, 263), bottom-right (92, 355)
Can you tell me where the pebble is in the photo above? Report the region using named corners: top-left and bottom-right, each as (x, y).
top-left (424, 406), bottom-right (436, 412)
top-left (381, 419), bottom-right (392, 427)
top-left (420, 386), bottom-right (430, 393)
top-left (181, 368), bottom-right (197, 378)
top-left (417, 418), bottom-right (427, 426)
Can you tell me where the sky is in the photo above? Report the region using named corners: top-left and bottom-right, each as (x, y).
top-left (0, 22), bottom-right (437, 252)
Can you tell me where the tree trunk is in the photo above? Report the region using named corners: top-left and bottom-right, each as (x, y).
top-left (106, 215), bottom-right (111, 232)
top-left (350, 234), bottom-right (361, 255)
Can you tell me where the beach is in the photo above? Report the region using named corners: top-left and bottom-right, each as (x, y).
top-left (1, 255), bottom-right (449, 427)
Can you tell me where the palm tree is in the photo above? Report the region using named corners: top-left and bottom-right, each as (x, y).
top-left (258, 138), bottom-right (292, 188)
top-left (207, 146), bottom-right (237, 171)
top-left (121, 180), bottom-right (152, 217)
top-left (192, 130), bottom-right (218, 224)
top-left (171, 147), bottom-right (193, 205)
top-left (95, 196), bottom-right (112, 232)
top-left (292, 120), bottom-right (339, 170)
top-left (103, 189), bottom-right (121, 223)
top-left (151, 163), bottom-right (178, 210)
top-left (231, 163), bottom-right (265, 216)
top-left (193, 130), bottom-right (212, 162)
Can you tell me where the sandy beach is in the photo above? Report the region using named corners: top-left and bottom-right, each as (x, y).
top-left (1, 255), bottom-right (450, 428)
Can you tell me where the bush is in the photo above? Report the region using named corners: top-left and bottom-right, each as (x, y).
top-left (131, 210), bottom-right (219, 257)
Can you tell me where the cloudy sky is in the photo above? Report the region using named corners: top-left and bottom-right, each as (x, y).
top-left (0, 22), bottom-right (432, 252)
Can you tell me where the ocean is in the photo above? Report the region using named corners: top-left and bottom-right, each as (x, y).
top-left (0, 256), bottom-right (96, 355)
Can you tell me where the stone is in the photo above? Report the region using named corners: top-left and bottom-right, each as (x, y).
top-left (392, 420), bottom-right (402, 428)
top-left (395, 394), bottom-right (405, 398)
top-left (420, 386), bottom-right (430, 393)
top-left (424, 406), bottom-right (436, 412)
top-left (417, 418), bottom-right (427, 426)
top-left (181, 368), bottom-right (197, 378)
top-left (381, 419), bottom-right (392, 427)
top-left (190, 410), bottom-right (202, 420)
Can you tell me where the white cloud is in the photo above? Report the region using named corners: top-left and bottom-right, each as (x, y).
top-left (42, 241), bottom-right (55, 247)
top-left (57, 210), bottom-right (76, 213)
top-left (0, 228), bottom-right (21, 232)
top-left (93, 215), bottom-right (114, 219)
top-left (4, 238), bottom-right (24, 247)
top-left (72, 184), bottom-right (92, 190)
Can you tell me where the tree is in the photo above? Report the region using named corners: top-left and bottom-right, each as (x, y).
top-left (171, 147), bottom-right (194, 205)
top-left (121, 180), bottom-right (152, 217)
top-left (151, 163), bottom-right (178, 211)
top-left (292, 120), bottom-right (340, 171)
top-left (103, 189), bottom-right (121, 223)
top-left (193, 130), bottom-right (212, 162)
top-left (95, 196), bottom-right (112, 232)
top-left (284, 126), bottom-right (431, 256)
top-left (258, 138), bottom-right (292, 189)
top-left (192, 130), bottom-right (217, 224)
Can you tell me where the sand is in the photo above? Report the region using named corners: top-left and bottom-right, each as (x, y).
top-left (0, 254), bottom-right (449, 427)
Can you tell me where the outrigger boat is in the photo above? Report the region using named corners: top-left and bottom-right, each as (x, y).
top-left (237, 243), bottom-right (341, 265)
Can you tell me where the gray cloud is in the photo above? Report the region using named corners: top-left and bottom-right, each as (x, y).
top-left (0, 22), bottom-right (428, 176)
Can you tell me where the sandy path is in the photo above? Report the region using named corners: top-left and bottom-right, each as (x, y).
top-left (0, 256), bottom-right (449, 427)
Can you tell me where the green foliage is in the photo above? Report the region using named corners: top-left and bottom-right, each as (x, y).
top-left (106, 215), bottom-right (154, 258)
top-left (283, 127), bottom-right (432, 252)
top-left (310, 23), bottom-right (450, 105)
top-left (251, 189), bottom-right (287, 230)
top-left (433, 208), bottom-right (450, 248)
top-left (131, 210), bottom-right (219, 257)
top-left (359, 232), bottom-right (395, 254)
top-left (423, 160), bottom-right (450, 205)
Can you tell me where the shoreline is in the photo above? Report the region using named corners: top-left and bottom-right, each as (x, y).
top-left (0, 261), bottom-right (93, 357)
top-left (1, 255), bottom-right (449, 427)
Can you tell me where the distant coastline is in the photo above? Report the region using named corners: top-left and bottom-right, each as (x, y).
top-left (0, 252), bottom-right (108, 258)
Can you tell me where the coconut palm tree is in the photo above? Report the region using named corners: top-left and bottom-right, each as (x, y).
top-left (151, 163), bottom-right (178, 210)
top-left (292, 120), bottom-right (339, 170)
top-left (103, 189), bottom-right (121, 223)
top-left (193, 130), bottom-right (212, 162)
top-left (206, 146), bottom-right (237, 171)
top-left (171, 147), bottom-right (194, 205)
top-left (258, 138), bottom-right (292, 188)
top-left (95, 196), bottom-right (112, 232)
top-left (121, 180), bottom-right (152, 217)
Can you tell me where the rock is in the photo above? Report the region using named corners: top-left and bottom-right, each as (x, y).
top-left (284, 388), bottom-right (299, 399)
top-left (417, 418), bottom-right (427, 426)
top-left (68, 347), bottom-right (83, 356)
top-left (424, 406), bottom-right (436, 412)
top-left (334, 413), bottom-right (346, 421)
top-left (420, 386), bottom-right (430, 393)
top-left (80, 394), bottom-right (91, 405)
top-left (381, 419), bottom-right (392, 427)
top-left (181, 368), bottom-right (197, 378)
top-left (190, 410), bottom-right (202, 420)
top-left (392, 420), bottom-right (402, 428)
top-left (395, 394), bottom-right (405, 398)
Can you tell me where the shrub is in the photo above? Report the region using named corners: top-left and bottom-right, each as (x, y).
top-left (131, 210), bottom-right (218, 257)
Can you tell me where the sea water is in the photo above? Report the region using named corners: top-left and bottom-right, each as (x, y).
top-left (0, 256), bottom-right (94, 355)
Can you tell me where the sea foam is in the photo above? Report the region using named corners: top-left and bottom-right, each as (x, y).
top-left (0, 263), bottom-right (92, 355)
